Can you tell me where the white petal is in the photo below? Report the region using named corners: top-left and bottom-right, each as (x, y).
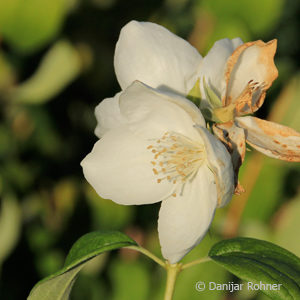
top-left (119, 81), bottom-right (205, 141)
top-left (94, 92), bottom-right (125, 138)
top-left (196, 126), bottom-right (235, 207)
top-left (114, 21), bottom-right (202, 94)
top-left (197, 38), bottom-right (243, 107)
top-left (236, 116), bottom-right (300, 162)
top-left (81, 126), bottom-right (174, 205)
top-left (158, 165), bottom-right (217, 263)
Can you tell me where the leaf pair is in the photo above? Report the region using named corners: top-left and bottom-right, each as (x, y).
top-left (28, 231), bottom-right (300, 300)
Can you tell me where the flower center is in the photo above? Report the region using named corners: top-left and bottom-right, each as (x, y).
top-left (147, 132), bottom-right (205, 197)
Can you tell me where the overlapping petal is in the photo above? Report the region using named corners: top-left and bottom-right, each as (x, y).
top-left (119, 81), bottom-right (205, 140)
top-left (95, 81), bottom-right (205, 140)
top-left (94, 92), bottom-right (124, 138)
top-left (236, 116), bottom-right (300, 162)
top-left (195, 126), bottom-right (235, 207)
top-left (114, 21), bottom-right (202, 94)
top-left (197, 38), bottom-right (243, 107)
top-left (81, 126), bottom-right (174, 205)
top-left (158, 165), bottom-right (217, 263)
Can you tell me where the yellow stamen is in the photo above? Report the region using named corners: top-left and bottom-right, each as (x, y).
top-left (147, 131), bottom-right (206, 196)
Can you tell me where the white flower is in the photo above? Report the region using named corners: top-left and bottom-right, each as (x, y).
top-left (81, 81), bottom-right (234, 263)
top-left (113, 20), bottom-right (300, 194)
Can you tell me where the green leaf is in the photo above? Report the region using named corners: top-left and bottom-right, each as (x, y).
top-left (0, 195), bottom-right (21, 271)
top-left (203, 78), bottom-right (222, 109)
top-left (187, 78), bottom-right (202, 106)
top-left (0, 0), bottom-right (66, 53)
top-left (209, 237), bottom-right (300, 300)
top-left (196, 78), bottom-right (223, 122)
top-left (28, 231), bottom-right (138, 300)
top-left (11, 40), bottom-right (82, 104)
top-left (198, 0), bottom-right (283, 37)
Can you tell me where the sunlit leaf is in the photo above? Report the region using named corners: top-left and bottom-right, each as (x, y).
top-left (209, 237), bottom-right (300, 300)
top-left (28, 231), bottom-right (138, 300)
top-left (187, 78), bottom-right (202, 106)
top-left (11, 40), bottom-right (82, 104)
top-left (0, 195), bottom-right (21, 271)
top-left (203, 78), bottom-right (222, 109)
top-left (198, 0), bottom-right (284, 37)
top-left (0, 0), bottom-right (66, 53)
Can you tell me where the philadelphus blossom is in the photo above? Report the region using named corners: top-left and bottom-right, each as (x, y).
top-left (81, 21), bottom-right (236, 263)
top-left (113, 21), bottom-right (300, 192)
top-left (81, 20), bottom-right (299, 263)
top-left (81, 80), bottom-right (234, 263)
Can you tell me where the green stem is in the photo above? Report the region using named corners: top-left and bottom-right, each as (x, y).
top-left (164, 263), bottom-right (181, 300)
top-left (127, 245), bottom-right (210, 299)
top-left (181, 256), bottom-right (211, 270)
top-left (127, 245), bottom-right (166, 268)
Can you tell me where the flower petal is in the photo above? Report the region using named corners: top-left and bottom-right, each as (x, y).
top-left (224, 40), bottom-right (278, 114)
top-left (94, 92), bottom-right (125, 138)
top-left (195, 126), bottom-right (235, 207)
top-left (158, 165), bottom-right (217, 263)
top-left (119, 81), bottom-right (205, 141)
top-left (81, 126), bottom-right (174, 205)
top-left (213, 121), bottom-right (246, 194)
top-left (197, 38), bottom-right (243, 108)
top-left (114, 21), bottom-right (202, 94)
top-left (236, 116), bottom-right (300, 162)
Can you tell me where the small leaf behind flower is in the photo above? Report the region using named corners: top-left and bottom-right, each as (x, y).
top-left (28, 231), bottom-right (138, 300)
top-left (187, 78), bottom-right (202, 106)
top-left (209, 237), bottom-right (300, 300)
top-left (202, 78), bottom-right (222, 109)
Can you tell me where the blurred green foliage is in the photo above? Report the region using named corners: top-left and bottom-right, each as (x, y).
top-left (0, 0), bottom-right (299, 299)
top-left (0, 0), bottom-right (67, 53)
top-left (11, 40), bottom-right (85, 104)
